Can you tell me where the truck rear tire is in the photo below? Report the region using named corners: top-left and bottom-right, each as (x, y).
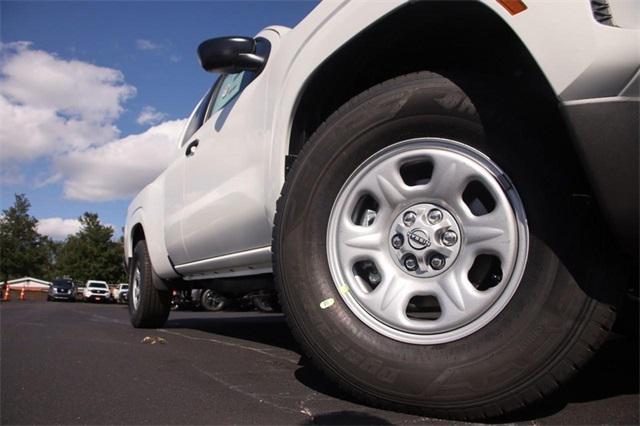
top-left (200, 289), bottom-right (227, 312)
top-left (273, 72), bottom-right (618, 420)
top-left (129, 240), bottom-right (171, 328)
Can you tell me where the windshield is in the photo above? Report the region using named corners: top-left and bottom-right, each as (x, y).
top-left (121, 285), bottom-right (129, 290)
top-left (88, 282), bottom-right (108, 289)
top-left (52, 280), bottom-right (73, 288)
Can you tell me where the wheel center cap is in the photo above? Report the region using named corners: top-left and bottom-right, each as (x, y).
top-left (407, 229), bottom-right (430, 250)
top-left (388, 202), bottom-right (463, 278)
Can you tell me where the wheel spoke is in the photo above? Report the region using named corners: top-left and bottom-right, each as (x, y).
top-left (339, 220), bottom-right (384, 264)
top-left (461, 207), bottom-right (515, 261)
top-left (427, 155), bottom-right (476, 205)
top-left (434, 273), bottom-right (488, 328)
top-left (375, 174), bottom-right (406, 207)
top-left (362, 275), bottom-right (412, 328)
top-left (436, 273), bottom-right (467, 311)
top-left (355, 158), bottom-right (409, 209)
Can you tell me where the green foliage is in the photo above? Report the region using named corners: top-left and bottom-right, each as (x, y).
top-left (41, 239), bottom-right (64, 281)
top-left (0, 194), bottom-right (125, 283)
top-left (0, 194), bottom-right (50, 280)
top-left (56, 212), bottom-right (125, 283)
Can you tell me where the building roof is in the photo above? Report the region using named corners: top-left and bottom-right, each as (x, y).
top-left (0, 277), bottom-right (51, 289)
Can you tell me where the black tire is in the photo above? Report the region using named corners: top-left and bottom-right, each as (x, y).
top-left (200, 289), bottom-right (227, 312)
top-left (252, 295), bottom-right (278, 313)
top-left (128, 240), bottom-right (171, 328)
top-left (273, 72), bottom-right (618, 420)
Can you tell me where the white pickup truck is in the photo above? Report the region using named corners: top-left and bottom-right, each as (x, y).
top-left (113, 283), bottom-right (129, 304)
top-left (124, 0), bottom-right (638, 419)
top-left (83, 280), bottom-right (111, 303)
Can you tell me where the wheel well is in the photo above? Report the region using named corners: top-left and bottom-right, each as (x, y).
top-left (131, 223), bottom-right (146, 251)
top-left (289, 1), bottom-right (589, 193)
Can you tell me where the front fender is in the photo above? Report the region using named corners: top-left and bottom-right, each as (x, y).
top-left (264, 0), bottom-right (638, 222)
top-left (125, 182), bottom-right (180, 281)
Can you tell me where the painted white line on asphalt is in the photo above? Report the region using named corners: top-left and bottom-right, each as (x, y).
top-left (157, 328), bottom-right (299, 365)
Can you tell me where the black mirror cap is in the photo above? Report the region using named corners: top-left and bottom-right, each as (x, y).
top-left (197, 36), bottom-right (265, 74)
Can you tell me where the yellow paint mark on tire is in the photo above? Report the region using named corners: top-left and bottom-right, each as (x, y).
top-left (320, 298), bottom-right (335, 309)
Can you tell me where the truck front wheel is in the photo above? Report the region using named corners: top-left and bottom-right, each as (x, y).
top-left (273, 72), bottom-right (617, 420)
top-left (129, 240), bottom-right (171, 328)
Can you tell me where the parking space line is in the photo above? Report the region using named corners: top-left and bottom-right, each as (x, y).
top-left (157, 328), bottom-right (300, 365)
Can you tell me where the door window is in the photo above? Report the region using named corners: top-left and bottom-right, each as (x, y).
top-left (210, 72), bottom-right (246, 114)
top-left (205, 38), bottom-right (272, 120)
top-left (181, 85), bottom-right (215, 145)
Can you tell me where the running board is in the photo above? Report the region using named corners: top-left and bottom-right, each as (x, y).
top-left (175, 246), bottom-right (272, 280)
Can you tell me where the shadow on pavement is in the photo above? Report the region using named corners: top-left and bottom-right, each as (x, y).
top-left (165, 312), bottom-right (639, 423)
top-left (165, 313), bottom-right (300, 352)
top-left (302, 411), bottom-right (393, 425)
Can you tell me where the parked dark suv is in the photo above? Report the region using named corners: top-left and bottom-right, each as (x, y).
top-left (47, 278), bottom-right (76, 302)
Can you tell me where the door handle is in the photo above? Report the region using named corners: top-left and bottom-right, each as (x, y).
top-left (185, 140), bottom-right (199, 157)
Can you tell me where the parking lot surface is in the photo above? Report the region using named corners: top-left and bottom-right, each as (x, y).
top-left (1, 301), bottom-right (637, 425)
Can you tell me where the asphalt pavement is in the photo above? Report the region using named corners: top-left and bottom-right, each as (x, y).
top-left (1, 301), bottom-right (638, 425)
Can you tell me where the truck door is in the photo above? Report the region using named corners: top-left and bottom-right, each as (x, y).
top-left (176, 34), bottom-right (278, 271)
top-left (163, 86), bottom-right (215, 264)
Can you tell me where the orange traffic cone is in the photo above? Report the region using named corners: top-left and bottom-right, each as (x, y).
top-left (19, 287), bottom-right (25, 301)
top-left (2, 286), bottom-right (9, 301)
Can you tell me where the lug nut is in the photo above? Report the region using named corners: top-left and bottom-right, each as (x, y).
top-left (403, 211), bottom-right (416, 227)
top-left (403, 255), bottom-right (418, 271)
top-left (391, 234), bottom-right (404, 249)
top-left (441, 230), bottom-right (458, 246)
top-left (429, 254), bottom-right (446, 270)
top-left (427, 209), bottom-right (443, 224)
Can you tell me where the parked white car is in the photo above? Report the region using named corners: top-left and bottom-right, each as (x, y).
top-left (124, 0), bottom-right (638, 420)
top-left (113, 283), bottom-right (129, 304)
top-left (83, 281), bottom-right (110, 303)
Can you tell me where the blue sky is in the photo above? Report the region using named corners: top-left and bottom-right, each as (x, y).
top-left (0, 0), bottom-right (317, 239)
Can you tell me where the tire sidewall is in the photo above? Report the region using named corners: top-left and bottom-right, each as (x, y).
top-left (128, 240), bottom-right (170, 327)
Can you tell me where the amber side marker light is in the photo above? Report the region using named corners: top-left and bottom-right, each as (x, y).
top-left (497, 0), bottom-right (528, 15)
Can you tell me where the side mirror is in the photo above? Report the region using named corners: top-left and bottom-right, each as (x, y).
top-left (197, 36), bottom-right (265, 74)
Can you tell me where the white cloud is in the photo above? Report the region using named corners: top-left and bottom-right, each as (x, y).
top-left (136, 106), bottom-right (168, 126)
top-left (0, 95), bottom-right (119, 162)
top-left (33, 172), bottom-right (62, 188)
top-left (0, 41), bottom-right (135, 122)
top-left (136, 39), bottom-right (161, 51)
top-left (0, 41), bottom-right (134, 164)
top-left (37, 216), bottom-right (116, 240)
top-left (0, 42), bottom-right (185, 203)
top-left (37, 217), bottom-right (81, 240)
top-left (55, 118), bottom-right (187, 201)
top-left (135, 39), bottom-right (180, 63)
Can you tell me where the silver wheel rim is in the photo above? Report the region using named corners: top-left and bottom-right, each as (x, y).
top-left (326, 138), bottom-right (529, 344)
top-left (132, 266), bottom-right (141, 310)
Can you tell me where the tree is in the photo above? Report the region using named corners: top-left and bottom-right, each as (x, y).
top-left (0, 194), bottom-right (50, 281)
top-left (41, 239), bottom-right (64, 281)
top-left (56, 212), bottom-right (126, 283)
